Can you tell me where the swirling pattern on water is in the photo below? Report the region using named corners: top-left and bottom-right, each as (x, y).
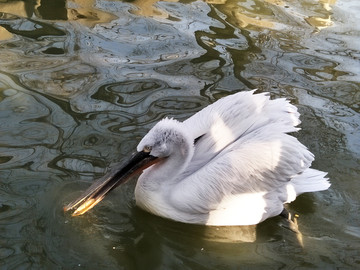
top-left (0, 0), bottom-right (359, 269)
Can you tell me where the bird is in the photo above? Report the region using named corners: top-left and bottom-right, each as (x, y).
top-left (64, 90), bottom-right (330, 226)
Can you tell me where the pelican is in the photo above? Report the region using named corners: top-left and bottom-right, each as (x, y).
top-left (64, 90), bottom-right (330, 226)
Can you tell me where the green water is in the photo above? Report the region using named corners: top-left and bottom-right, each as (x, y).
top-left (0, 0), bottom-right (359, 269)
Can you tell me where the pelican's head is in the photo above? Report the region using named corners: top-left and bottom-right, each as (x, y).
top-left (64, 118), bottom-right (194, 216)
top-left (137, 118), bottom-right (194, 160)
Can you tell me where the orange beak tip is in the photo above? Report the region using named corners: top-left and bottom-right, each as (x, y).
top-left (71, 212), bottom-right (82, 217)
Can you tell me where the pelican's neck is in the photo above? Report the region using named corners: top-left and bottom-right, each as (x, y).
top-left (135, 129), bottom-right (194, 215)
top-left (140, 140), bottom-right (193, 188)
top-left (135, 119), bottom-right (195, 187)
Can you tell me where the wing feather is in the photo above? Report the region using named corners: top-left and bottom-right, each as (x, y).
top-left (172, 91), bottom-right (313, 214)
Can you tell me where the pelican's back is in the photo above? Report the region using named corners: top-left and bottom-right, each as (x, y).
top-left (182, 91), bottom-right (302, 176)
top-left (169, 91), bottom-right (330, 225)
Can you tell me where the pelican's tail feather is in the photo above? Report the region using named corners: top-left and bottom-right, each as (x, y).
top-left (285, 169), bottom-right (330, 203)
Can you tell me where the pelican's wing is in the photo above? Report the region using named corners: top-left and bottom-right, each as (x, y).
top-left (173, 91), bottom-right (322, 220)
top-left (182, 90), bottom-right (301, 177)
top-left (173, 124), bottom-right (314, 210)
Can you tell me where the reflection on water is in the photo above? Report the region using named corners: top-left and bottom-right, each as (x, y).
top-left (0, 0), bottom-right (359, 269)
top-left (0, 0), bottom-right (117, 26)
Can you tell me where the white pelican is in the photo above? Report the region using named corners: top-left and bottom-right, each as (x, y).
top-left (64, 90), bottom-right (330, 226)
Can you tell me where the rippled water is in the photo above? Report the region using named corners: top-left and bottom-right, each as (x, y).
top-left (0, 0), bottom-right (359, 269)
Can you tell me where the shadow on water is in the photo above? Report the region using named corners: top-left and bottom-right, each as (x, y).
top-left (118, 208), bottom-right (304, 270)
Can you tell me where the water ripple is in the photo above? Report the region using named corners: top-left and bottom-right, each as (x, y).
top-left (0, 90), bottom-right (59, 147)
top-left (0, 0), bottom-right (359, 268)
top-left (0, 12), bottom-right (65, 39)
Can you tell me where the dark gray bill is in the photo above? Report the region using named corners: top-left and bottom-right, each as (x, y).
top-left (64, 151), bottom-right (158, 216)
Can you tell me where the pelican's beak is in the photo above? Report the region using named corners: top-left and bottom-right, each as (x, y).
top-left (64, 151), bottom-right (158, 216)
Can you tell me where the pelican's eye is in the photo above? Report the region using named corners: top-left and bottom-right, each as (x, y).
top-left (143, 145), bottom-right (152, 153)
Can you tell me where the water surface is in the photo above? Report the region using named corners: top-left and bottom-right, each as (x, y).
top-left (0, 0), bottom-right (359, 269)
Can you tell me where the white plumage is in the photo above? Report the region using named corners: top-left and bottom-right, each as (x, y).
top-left (65, 90), bottom-right (330, 226)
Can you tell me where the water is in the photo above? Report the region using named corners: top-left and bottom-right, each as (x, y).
top-left (0, 0), bottom-right (359, 269)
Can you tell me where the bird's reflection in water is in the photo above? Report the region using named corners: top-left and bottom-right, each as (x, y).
top-left (120, 207), bottom-right (304, 269)
top-left (133, 206), bottom-right (303, 242)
